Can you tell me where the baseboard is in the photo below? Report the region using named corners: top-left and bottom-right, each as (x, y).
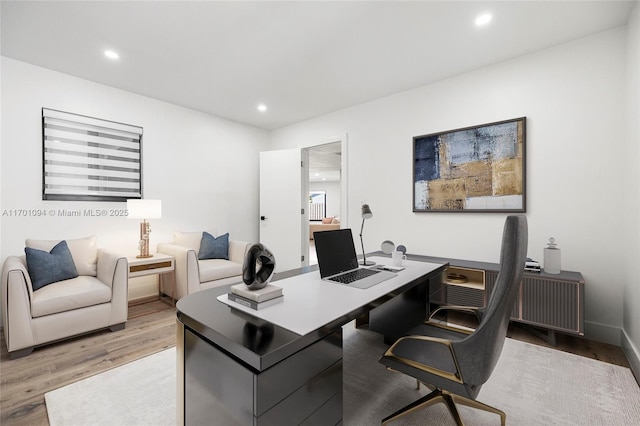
top-left (584, 321), bottom-right (622, 345)
top-left (622, 329), bottom-right (640, 385)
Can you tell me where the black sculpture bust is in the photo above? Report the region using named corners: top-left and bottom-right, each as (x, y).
top-left (242, 243), bottom-right (276, 290)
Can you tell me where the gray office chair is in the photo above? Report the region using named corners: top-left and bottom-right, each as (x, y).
top-left (379, 215), bottom-right (528, 425)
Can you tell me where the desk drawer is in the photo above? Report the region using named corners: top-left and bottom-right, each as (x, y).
top-left (257, 359), bottom-right (342, 425)
top-left (255, 329), bottom-right (342, 416)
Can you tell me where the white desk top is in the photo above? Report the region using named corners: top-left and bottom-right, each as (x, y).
top-left (217, 256), bottom-right (444, 336)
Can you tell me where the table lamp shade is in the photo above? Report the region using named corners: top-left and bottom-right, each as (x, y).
top-left (127, 199), bottom-right (162, 219)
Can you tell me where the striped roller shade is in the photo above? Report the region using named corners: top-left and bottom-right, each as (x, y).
top-left (42, 108), bottom-right (143, 201)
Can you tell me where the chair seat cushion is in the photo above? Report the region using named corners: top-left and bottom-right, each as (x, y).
top-left (199, 259), bottom-right (242, 282)
top-left (31, 276), bottom-right (112, 318)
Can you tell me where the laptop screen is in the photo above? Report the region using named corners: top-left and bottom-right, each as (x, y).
top-left (313, 229), bottom-right (360, 278)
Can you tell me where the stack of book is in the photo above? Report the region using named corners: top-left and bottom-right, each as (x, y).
top-left (227, 283), bottom-right (283, 310)
top-left (525, 258), bottom-right (541, 272)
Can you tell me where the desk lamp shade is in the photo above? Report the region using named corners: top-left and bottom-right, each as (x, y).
top-left (127, 199), bottom-right (162, 258)
top-left (360, 203), bottom-right (375, 266)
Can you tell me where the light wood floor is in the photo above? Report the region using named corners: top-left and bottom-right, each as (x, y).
top-left (0, 300), bottom-right (631, 425)
top-left (1, 301), bottom-right (176, 426)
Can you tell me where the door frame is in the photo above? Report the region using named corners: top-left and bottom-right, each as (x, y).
top-left (302, 135), bottom-right (348, 265)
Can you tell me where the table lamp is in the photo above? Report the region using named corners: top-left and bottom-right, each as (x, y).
top-left (359, 203), bottom-right (375, 266)
top-left (127, 199), bottom-right (162, 258)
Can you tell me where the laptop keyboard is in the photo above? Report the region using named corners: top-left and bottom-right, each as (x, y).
top-left (329, 268), bottom-right (379, 284)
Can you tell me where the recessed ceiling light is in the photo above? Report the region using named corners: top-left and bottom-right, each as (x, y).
top-left (257, 104), bottom-right (267, 112)
top-left (475, 13), bottom-right (492, 27)
top-left (104, 50), bottom-right (119, 60)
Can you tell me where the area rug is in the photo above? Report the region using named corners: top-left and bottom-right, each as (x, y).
top-left (46, 329), bottom-right (639, 426)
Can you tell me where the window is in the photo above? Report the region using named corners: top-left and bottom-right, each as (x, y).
top-left (42, 108), bottom-right (142, 201)
top-left (309, 191), bottom-right (326, 221)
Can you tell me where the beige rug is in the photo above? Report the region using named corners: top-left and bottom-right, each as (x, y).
top-left (46, 329), bottom-right (639, 425)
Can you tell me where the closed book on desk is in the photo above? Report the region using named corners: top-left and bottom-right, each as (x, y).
top-left (230, 283), bottom-right (283, 302)
top-left (227, 292), bottom-right (284, 310)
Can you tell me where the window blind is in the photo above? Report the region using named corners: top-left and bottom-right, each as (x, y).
top-left (42, 108), bottom-right (143, 201)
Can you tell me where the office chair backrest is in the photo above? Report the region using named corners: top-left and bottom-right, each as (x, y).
top-left (451, 215), bottom-right (528, 385)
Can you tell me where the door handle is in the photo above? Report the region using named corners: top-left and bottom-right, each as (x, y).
top-left (260, 216), bottom-right (267, 221)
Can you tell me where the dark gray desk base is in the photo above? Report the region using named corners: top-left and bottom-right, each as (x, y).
top-left (182, 325), bottom-right (342, 425)
top-left (176, 262), bottom-right (446, 425)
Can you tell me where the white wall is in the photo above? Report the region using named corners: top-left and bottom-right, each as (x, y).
top-left (1, 57), bottom-right (267, 301)
top-left (270, 28), bottom-right (631, 345)
top-left (623, 1), bottom-right (640, 376)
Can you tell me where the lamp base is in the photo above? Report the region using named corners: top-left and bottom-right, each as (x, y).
top-left (136, 254), bottom-right (154, 259)
top-left (360, 260), bottom-right (376, 266)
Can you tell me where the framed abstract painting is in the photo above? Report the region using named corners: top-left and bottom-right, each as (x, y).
top-left (413, 117), bottom-right (526, 212)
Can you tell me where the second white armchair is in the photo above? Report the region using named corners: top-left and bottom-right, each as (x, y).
top-left (157, 230), bottom-right (250, 300)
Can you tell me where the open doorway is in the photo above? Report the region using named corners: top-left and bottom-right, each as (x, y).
top-left (306, 141), bottom-right (342, 265)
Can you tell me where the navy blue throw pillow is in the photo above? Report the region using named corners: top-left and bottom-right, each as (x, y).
top-left (25, 240), bottom-right (79, 291)
top-left (198, 232), bottom-right (229, 260)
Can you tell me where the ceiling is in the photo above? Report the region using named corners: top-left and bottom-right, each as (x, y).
top-left (1, 1), bottom-right (635, 131)
top-left (308, 142), bottom-right (342, 183)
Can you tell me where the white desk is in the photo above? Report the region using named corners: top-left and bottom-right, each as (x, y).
top-left (218, 256), bottom-right (443, 335)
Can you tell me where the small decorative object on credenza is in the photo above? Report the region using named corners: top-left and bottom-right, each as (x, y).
top-left (543, 237), bottom-right (561, 274)
top-left (381, 240), bottom-right (395, 254)
top-left (525, 257), bottom-right (541, 272)
top-left (228, 243), bottom-right (282, 310)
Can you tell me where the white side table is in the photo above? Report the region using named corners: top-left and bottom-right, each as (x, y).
top-left (127, 253), bottom-right (176, 306)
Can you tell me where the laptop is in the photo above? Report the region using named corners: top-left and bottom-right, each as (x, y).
top-left (313, 228), bottom-right (397, 289)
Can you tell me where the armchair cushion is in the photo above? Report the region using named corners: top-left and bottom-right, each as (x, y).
top-left (26, 235), bottom-right (98, 276)
top-left (174, 229), bottom-right (217, 252)
top-left (31, 275), bottom-right (112, 318)
top-left (198, 259), bottom-right (242, 282)
top-left (198, 232), bottom-right (229, 260)
top-left (25, 241), bottom-right (79, 291)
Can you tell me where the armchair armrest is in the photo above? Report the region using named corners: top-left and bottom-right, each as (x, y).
top-left (2, 256), bottom-right (36, 352)
top-left (383, 335), bottom-right (464, 384)
top-left (96, 249), bottom-right (126, 287)
top-left (96, 249), bottom-right (128, 326)
top-left (427, 305), bottom-right (484, 334)
top-left (229, 240), bottom-right (251, 264)
top-left (157, 242), bottom-right (199, 300)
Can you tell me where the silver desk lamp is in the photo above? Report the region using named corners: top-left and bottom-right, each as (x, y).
top-left (359, 203), bottom-right (375, 266)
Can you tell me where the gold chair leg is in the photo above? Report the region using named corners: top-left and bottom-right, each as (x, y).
top-left (447, 390), bottom-right (506, 426)
top-left (382, 387), bottom-right (505, 426)
top-left (382, 388), bottom-right (448, 425)
top-left (442, 392), bottom-right (464, 425)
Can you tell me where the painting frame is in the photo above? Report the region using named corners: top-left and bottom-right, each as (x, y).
top-left (413, 117), bottom-right (526, 213)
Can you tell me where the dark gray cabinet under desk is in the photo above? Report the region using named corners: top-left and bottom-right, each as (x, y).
top-left (402, 253), bottom-right (585, 340)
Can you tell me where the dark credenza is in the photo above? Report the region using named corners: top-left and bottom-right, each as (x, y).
top-left (406, 253), bottom-right (585, 345)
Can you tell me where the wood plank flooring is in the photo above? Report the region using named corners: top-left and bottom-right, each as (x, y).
top-left (0, 301), bottom-right (631, 425)
top-left (1, 301), bottom-right (176, 426)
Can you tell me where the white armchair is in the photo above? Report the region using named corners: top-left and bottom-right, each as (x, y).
top-left (1, 236), bottom-right (128, 358)
top-left (157, 231), bottom-right (250, 300)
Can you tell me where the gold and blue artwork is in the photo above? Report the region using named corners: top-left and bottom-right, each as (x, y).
top-left (413, 117), bottom-right (526, 212)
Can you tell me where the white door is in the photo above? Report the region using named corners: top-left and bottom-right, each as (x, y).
top-left (259, 149), bottom-right (307, 273)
